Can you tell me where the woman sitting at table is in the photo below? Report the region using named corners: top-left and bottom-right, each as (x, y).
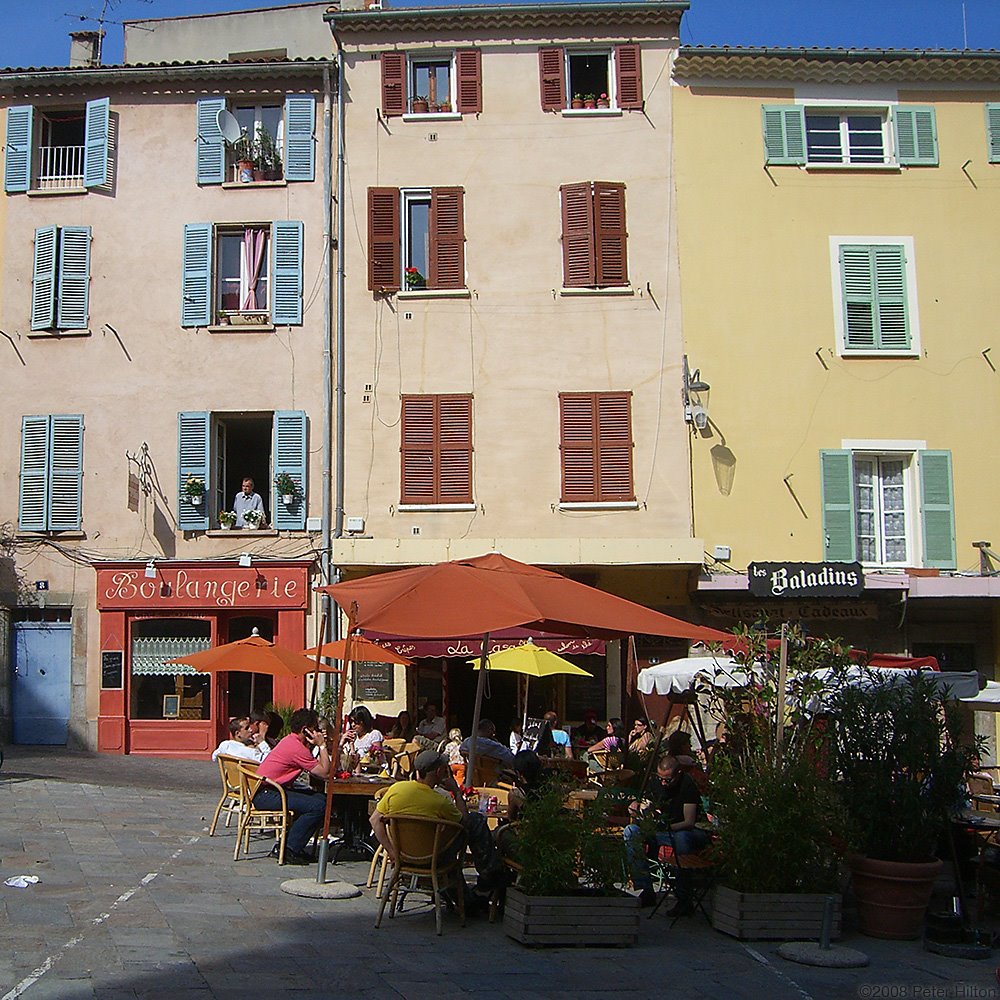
top-left (587, 719), bottom-right (627, 772)
top-left (388, 710), bottom-right (415, 743)
top-left (340, 705), bottom-right (384, 771)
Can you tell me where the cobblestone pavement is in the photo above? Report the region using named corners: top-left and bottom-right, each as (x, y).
top-left (0, 746), bottom-right (996, 999)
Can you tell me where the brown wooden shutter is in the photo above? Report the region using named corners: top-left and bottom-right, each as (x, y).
top-left (436, 395), bottom-right (473, 503)
top-left (456, 48), bottom-right (482, 114)
top-left (368, 187), bottom-right (400, 292)
top-left (400, 396), bottom-right (436, 504)
top-left (538, 47), bottom-right (566, 112)
top-left (614, 43), bottom-right (643, 110)
top-left (560, 182), bottom-right (596, 288)
top-left (429, 187), bottom-right (465, 289)
top-left (381, 52), bottom-right (407, 117)
top-left (596, 392), bottom-right (634, 501)
top-left (559, 393), bottom-right (598, 503)
top-left (593, 181), bottom-right (628, 287)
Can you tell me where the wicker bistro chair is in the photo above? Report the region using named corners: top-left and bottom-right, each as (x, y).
top-left (366, 786), bottom-right (393, 897)
top-left (234, 763), bottom-right (290, 864)
top-left (209, 754), bottom-right (257, 836)
top-left (393, 742), bottom-right (422, 779)
top-left (375, 813), bottom-right (467, 936)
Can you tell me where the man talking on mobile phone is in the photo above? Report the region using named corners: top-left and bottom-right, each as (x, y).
top-left (255, 708), bottom-right (332, 865)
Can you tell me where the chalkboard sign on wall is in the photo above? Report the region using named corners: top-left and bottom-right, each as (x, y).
top-left (352, 661), bottom-right (394, 701)
top-left (101, 650), bottom-right (124, 689)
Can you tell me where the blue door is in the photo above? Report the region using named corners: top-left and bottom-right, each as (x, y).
top-left (12, 621), bottom-right (72, 744)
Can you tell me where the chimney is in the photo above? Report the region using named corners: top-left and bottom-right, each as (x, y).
top-left (69, 31), bottom-right (104, 67)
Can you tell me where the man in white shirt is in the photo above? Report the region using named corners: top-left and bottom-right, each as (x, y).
top-left (212, 717), bottom-right (267, 762)
top-left (414, 701), bottom-right (447, 748)
top-left (233, 477), bottom-right (266, 528)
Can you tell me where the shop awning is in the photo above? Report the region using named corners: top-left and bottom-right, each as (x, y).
top-left (363, 627), bottom-right (605, 659)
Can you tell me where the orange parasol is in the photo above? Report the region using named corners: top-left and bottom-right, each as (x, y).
top-left (166, 631), bottom-right (339, 678)
top-left (301, 636), bottom-right (413, 666)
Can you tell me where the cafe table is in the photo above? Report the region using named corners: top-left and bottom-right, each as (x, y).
top-left (324, 775), bottom-right (395, 862)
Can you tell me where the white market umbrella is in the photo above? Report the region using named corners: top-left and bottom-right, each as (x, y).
top-left (636, 655), bottom-right (756, 696)
top-left (961, 679), bottom-right (1000, 709)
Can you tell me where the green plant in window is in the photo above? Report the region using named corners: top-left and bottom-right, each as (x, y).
top-left (183, 476), bottom-right (206, 499)
top-left (273, 472), bottom-right (301, 498)
top-left (218, 510), bottom-right (237, 528)
top-left (405, 266), bottom-right (426, 290)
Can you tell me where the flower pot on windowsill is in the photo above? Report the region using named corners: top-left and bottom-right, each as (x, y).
top-left (571, 98), bottom-right (584, 110)
top-left (583, 99), bottom-right (597, 110)
top-left (596, 99), bottom-right (610, 109)
top-left (237, 159), bottom-right (254, 183)
top-left (906, 567), bottom-right (940, 577)
top-left (411, 99), bottom-right (429, 114)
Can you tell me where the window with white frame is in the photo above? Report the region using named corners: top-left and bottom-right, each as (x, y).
top-left (231, 103), bottom-right (283, 180)
top-left (538, 44), bottom-right (643, 113)
top-left (762, 104), bottom-right (938, 167)
top-left (379, 50), bottom-right (482, 117)
top-left (820, 447), bottom-right (955, 569)
top-left (410, 56), bottom-right (452, 112)
top-left (216, 226), bottom-right (270, 315)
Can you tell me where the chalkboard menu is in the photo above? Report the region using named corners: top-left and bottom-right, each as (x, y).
top-left (101, 650), bottom-right (124, 689)
top-left (352, 660), bottom-right (394, 701)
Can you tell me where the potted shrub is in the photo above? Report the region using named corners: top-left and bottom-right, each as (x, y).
top-left (503, 777), bottom-right (640, 946)
top-left (219, 510), bottom-right (237, 530)
top-left (183, 476), bottom-right (206, 507)
top-left (233, 133), bottom-right (255, 183)
top-left (596, 92), bottom-right (610, 109)
top-left (404, 266), bottom-right (426, 290)
top-left (439, 99), bottom-right (452, 113)
top-left (273, 472), bottom-right (300, 506)
top-left (571, 93), bottom-right (584, 110)
top-left (828, 670), bottom-right (983, 940)
top-left (411, 95), bottom-right (429, 114)
top-left (704, 625), bottom-right (848, 940)
top-left (242, 509), bottom-right (263, 529)
top-left (583, 94), bottom-right (597, 110)
top-left (254, 126), bottom-right (282, 181)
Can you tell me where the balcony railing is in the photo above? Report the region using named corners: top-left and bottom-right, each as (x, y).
top-left (35, 145), bottom-right (85, 190)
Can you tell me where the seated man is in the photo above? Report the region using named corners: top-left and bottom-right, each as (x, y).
top-left (623, 755), bottom-right (710, 913)
top-left (255, 708), bottom-right (331, 865)
top-left (212, 717), bottom-right (267, 762)
top-left (414, 702), bottom-right (447, 748)
top-left (460, 719), bottom-right (515, 769)
top-left (370, 749), bottom-right (506, 895)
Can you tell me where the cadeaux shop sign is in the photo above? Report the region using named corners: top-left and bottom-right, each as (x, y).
top-left (748, 561), bottom-right (864, 600)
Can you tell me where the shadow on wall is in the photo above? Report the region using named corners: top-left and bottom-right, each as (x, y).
top-left (711, 444), bottom-right (736, 496)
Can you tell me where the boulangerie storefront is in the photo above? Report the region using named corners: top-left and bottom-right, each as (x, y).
top-left (95, 560), bottom-right (312, 758)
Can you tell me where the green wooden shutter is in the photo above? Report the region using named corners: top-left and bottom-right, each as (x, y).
top-left (181, 223), bottom-right (213, 327)
top-left (5, 105), bottom-right (33, 192)
top-left (272, 410), bottom-right (307, 530)
top-left (985, 104), bottom-right (1000, 163)
top-left (178, 412), bottom-right (210, 531)
top-left (83, 97), bottom-right (110, 188)
top-left (283, 95), bottom-right (315, 182)
top-left (19, 415), bottom-right (50, 531)
top-left (840, 244), bottom-right (909, 351)
top-left (840, 245), bottom-right (876, 350)
top-left (31, 226), bottom-right (57, 330)
top-left (56, 226), bottom-right (91, 330)
top-left (871, 245), bottom-right (909, 350)
top-left (761, 105), bottom-right (806, 165)
top-left (820, 449), bottom-right (857, 561)
top-left (48, 414), bottom-right (84, 531)
top-left (195, 97), bottom-right (226, 185)
top-left (270, 220), bottom-right (303, 325)
top-left (894, 106), bottom-right (938, 166)
top-left (918, 450), bottom-right (956, 569)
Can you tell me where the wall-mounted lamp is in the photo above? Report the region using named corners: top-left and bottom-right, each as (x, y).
top-left (238, 553), bottom-right (252, 568)
top-left (144, 559), bottom-right (157, 579)
top-left (682, 355), bottom-right (711, 427)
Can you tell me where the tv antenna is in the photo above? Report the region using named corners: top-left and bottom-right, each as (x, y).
top-left (64, 0), bottom-right (154, 66)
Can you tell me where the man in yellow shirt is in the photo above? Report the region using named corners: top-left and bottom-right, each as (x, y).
top-left (370, 750), bottom-right (504, 894)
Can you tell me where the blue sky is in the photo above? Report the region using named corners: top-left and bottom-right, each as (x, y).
top-left (3, 0), bottom-right (1000, 68)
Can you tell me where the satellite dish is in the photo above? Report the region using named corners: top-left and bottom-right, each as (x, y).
top-left (216, 108), bottom-right (243, 145)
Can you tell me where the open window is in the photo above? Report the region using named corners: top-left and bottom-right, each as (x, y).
top-left (538, 44), bottom-right (642, 113)
top-left (380, 50), bottom-right (481, 117)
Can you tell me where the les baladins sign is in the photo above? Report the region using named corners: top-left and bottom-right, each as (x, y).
top-left (748, 561), bottom-right (864, 600)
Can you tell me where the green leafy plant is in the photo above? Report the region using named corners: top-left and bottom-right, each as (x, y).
top-left (183, 476), bottom-right (206, 499)
top-left (405, 266), bottom-right (426, 289)
top-left (218, 510), bottom-right (237, 528)
top-left (264, 701), bottom-right (295, 739)
top-left (242, 509), bottom-right (263, 528)
top-left (273, 472), bottom-right (300, 498)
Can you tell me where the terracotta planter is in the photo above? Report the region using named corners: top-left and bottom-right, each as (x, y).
top-left (848, 854), bottom-right (943, 939)
top-left (411, 99), bottom-right (428, 114)
top-left (596, 99), bottom-right (610, 109)
top-left (583, 99), bottom-right (597, 109)
top-left (571, 99), bottom-right (584, 109)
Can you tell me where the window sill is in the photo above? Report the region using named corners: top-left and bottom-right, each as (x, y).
top-left (559, 286), bottom-right (634, 297)
top-left (839, 349), bottom-right (919, 359)
top-left (397, 504), bottom-right (476, 512)
top-left (804, 163), bottom-right (902, 172)
top-left (27, 328), bottom-right (91, 338)
top-left (397, 289), bottom-right (471, 300)
top-left (402, 112), bottom-right (462, 122)
top-left (221, 180), bottom-right (288, 189)
top-left (27, 186), bottom-right (87, 197)
top-left (557, 501), bottom-right (639, 510)
top-left (205, 529), bottom-right (279, 537)
top-left (208, 323), bottom-right (275, 333)
top-left (17, 530), bottom-right (85, 538)
top-left (561, 108), bottom-right (623, 118)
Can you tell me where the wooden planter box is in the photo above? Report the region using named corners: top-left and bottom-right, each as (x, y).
top-left (711, 885), bottom-right (842, 941)
top-left (503, 887), bottom-right (640, 947)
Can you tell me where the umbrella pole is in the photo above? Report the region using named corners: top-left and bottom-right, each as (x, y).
top-left (523, 675), bottom-right (530, 731)
top-left (310, 611), bottom-right (328, 712)
top-left (466, 632), bottom-right (491, 787)
top-left (776, 622), bottom-right (789, 767)
top-left (250, 673), bottom-right (255, 714)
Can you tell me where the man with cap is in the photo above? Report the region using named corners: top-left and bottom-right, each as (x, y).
top-left (370, 749), bottom-right (505, 894)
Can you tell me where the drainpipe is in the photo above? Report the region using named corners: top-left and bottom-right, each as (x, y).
top-left (321, 62), bottom-right (335, 635)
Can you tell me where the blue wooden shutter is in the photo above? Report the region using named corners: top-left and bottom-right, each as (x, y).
top-left (181, 223), bottom-right (213, 327)
top-left (986, 104), bottom-right (1000, 163)
top-left (820, 450), bottom-right (856, 561)
top-left (31, 226), bottom-right (57, 330)
top-left (918, 450), bottom-right (956, 569)
top-left (283, 95), bottom-right (315, 182)
top-left (83, 97), bottom-right (110, 188)
top-left (48, 414), bottom-right (84, 531)
top-left (272, 410), bottom-right (307, 530)
top-left (56, 226), bottom-right (91, 330)
top-left (5, 105), bottom-right (33, 193)
top-left (270, 220), bottom-right (303, 325)
top-left (19, 415), bottom-right (50, 531)
top-left (195, 97), bottom-right (226, 185)
top-left (178, 412), bottom-right (210, 531)
top-left (761, 105), bottom-right (805, 165)
top-left (894, 106), bottom-right (938, 166)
